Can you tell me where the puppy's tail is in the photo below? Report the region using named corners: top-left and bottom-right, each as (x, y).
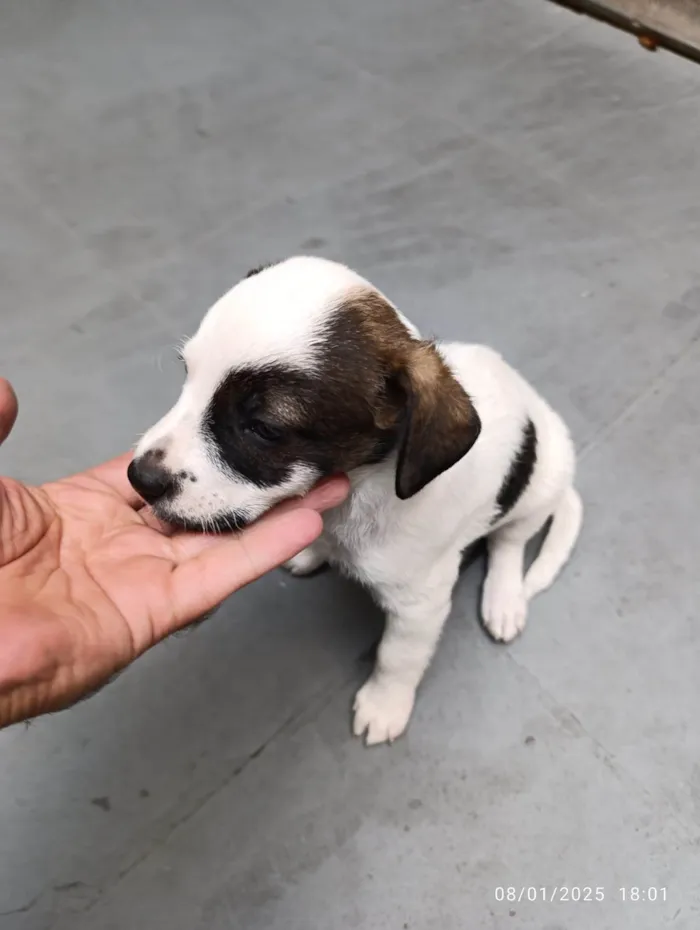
top-left (523, 486), bottom-right (583, 600)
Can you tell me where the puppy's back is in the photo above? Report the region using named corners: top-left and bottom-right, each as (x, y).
top-left (438, 341), bottom-right (576, 512)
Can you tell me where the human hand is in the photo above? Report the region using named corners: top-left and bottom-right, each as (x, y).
top-left (0, 378), bottom-right (348, 727)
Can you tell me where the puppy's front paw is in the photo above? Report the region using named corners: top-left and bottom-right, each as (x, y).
top-left (481, 580), bottom-right (527, 643)
top-left (283, 547), bottom-right (327, 577)
top-left (352, 677), bottom-right (415, 746)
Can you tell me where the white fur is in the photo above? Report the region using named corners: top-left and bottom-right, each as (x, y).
top-left (137, 256), bottom-right (582, 745)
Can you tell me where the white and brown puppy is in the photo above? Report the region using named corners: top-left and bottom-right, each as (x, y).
top-left (129, 256), bottom-right (582, 745)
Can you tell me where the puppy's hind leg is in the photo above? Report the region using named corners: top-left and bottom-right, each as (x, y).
top-left (481, 510), bottom-right (548, 643)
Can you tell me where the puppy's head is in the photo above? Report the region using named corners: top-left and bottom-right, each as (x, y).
top-left (129, 257), bottom-right (481, 531)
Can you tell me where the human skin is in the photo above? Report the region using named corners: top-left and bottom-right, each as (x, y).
top-left (0, 378), bottom-right (348, 728)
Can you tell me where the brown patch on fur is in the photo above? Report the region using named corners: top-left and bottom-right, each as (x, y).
top-left (394, 341), bottom-right (481, 498)
top-left (331, 288), bottom-right (482, 497)
top-left (264, 389), bottom-right (308, 426)
top-left (328, 288), bottom-right (412, 433)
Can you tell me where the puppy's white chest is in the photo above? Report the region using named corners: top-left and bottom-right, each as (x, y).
top-left (323, 477), bottom-right (397, 584)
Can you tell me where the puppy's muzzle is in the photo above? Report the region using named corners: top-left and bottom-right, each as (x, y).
top-left (128, 450), bottom-right (179, 504)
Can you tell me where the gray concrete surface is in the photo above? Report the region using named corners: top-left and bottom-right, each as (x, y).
top-left (1, 1), bottom-right (699, 927)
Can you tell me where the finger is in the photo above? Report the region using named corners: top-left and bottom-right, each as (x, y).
top-left (140, 506), bottom-right (175, 534)
top-left (0, 378), bottom-right (18, 445)
top-left (276, 473), bottom-right (349, 515)
top-left (82, 451), bottom-right (145, 508)
top-left (166, 508), bottom-right (323, 630)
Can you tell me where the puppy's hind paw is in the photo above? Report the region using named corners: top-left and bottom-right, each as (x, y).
top-left (481, 583), bottom-right (527, 643)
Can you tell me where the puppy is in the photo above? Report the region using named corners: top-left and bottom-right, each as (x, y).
top-left (129, 256), bottom-right (582, 745)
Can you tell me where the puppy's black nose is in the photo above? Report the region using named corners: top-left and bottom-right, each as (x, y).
top-left (127, 452), bottom-right (176, 504)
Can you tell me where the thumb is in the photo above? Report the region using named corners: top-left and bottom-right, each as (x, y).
top-left (0, 379), bottom-right (18, 446)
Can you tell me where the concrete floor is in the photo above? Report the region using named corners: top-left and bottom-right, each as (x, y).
top-left (1, 0), bottom-right (700, 927)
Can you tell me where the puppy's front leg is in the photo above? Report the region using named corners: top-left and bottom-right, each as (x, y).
top-left (353, 567), bottom-right (457, 746)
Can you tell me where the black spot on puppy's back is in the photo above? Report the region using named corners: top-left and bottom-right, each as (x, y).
top-left (495, 418), bottom-right (537, 519)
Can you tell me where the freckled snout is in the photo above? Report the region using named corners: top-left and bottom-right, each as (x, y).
top-left (127, 449), bottom-right (178, 504)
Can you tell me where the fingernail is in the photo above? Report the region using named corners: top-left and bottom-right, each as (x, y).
top-left (309, 475), bottom-right (349, 509)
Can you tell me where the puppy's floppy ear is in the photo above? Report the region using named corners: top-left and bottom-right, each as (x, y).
top-left (394, 341), bottom-right (481, 500)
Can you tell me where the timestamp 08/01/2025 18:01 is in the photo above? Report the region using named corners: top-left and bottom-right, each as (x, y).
top-left (494, 887), bottom-right (668, 904)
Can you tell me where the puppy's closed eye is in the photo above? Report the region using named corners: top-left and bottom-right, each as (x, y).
top-left (236, 390), bottom-right (288, 444)
top-left (243, 418), bottom-right (285, 444)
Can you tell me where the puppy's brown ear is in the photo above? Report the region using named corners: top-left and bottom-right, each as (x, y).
top-left (394, 342), bottom-right (481, 500)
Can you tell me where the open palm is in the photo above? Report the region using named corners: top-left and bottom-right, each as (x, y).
top-left (0, 379), bottom-right (347, 726)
